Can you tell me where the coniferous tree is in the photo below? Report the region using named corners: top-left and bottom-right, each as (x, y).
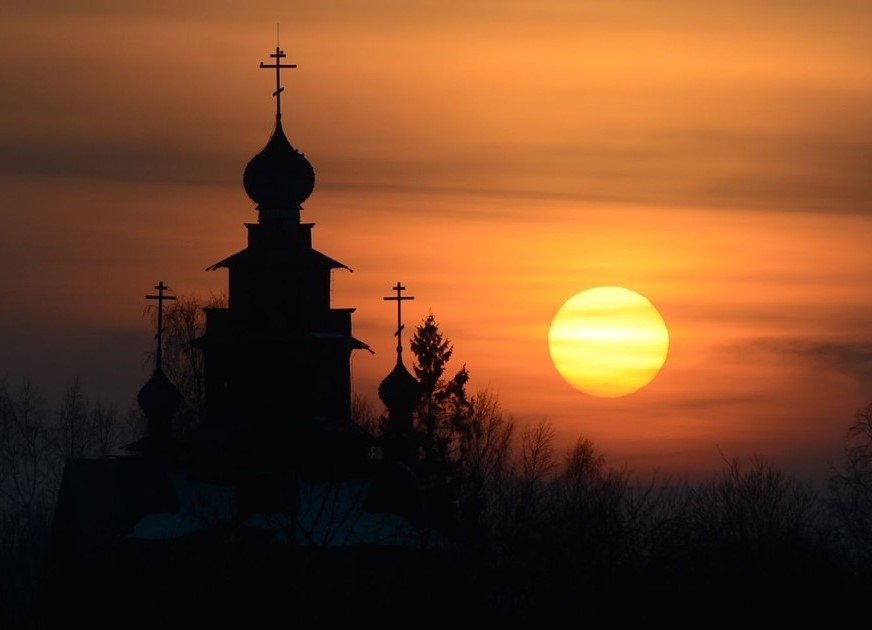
top-left (409, 313), bottom-right (473, 468)
top-left (407, 314), bottom-right (488, 537)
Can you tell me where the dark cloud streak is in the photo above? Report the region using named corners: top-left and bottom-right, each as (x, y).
top-left (0, 136), bottom-right (240, 188)
top-left (727, 336), bottom-right (872, 399)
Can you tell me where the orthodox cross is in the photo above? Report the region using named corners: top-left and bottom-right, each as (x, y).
top-left (383, 282), bottom-right (415, 359)
top-left (145, 281), bottom-right (176, 370)
top-left (259, 46), bottom-right (296, 120)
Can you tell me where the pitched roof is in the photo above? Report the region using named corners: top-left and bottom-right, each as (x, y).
top-left (206, 246), bottom-right (351, 272)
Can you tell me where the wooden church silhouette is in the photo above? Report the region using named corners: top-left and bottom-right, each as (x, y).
top-left (41, 45), bottom-right (452, 627)
top-left (186, 45), bottom-right (376, 496)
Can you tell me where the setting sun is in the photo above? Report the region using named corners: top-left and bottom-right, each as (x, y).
top-left (548, 286), bottom-right (669, 398)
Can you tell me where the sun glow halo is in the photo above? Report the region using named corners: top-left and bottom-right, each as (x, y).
top-left (548, 287), bottom-right (669, 398)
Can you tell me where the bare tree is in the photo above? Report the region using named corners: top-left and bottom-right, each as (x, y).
top-left (0, 379), bottom-right (57, 628)
top-left (91, 401), bottom-right (119, 458)
top-left (453, 389), bottom-right (515, 539)
top-left (676, 452), bottom-right (834, 608)
top-left (829, 402), bottom-right (872, 559)
top-left (143, 290), bottom-right (227, 435)
top-left (51, 377), bottom-right (131, 474)
top-left (350, 393), bottom-right (382, 435)
top-left (0, 379), bottom-right (54, 522)
top-left (55, 377), bottom-right (92, 460)
top-left (548, 438), bottom-right (633, 576)
top-left (498, 419), bottom-right (558, 547)
top-left (519, 419), bottom-right (557, 487)
top-left (692, 453), bottom-right (823, 545)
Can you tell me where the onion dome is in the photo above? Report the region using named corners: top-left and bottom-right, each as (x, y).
top-left (242, 118), bottom-right (315, 211)
top-left (378, 360), bottom-right (422, 418)
top-left (137, 367), bottom-right (182, 422)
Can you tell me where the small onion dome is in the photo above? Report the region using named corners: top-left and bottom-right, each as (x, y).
top-left (137, 367), bottom-right (182, 421)
top-left (243, 118), bottom-right (315, 210)
top-left (378, 360), bottom-right (422, 417)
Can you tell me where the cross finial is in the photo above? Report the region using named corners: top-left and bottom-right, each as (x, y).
top-left (383, 282), bottom-right (415, 362)
top-left (145, 281), bottom-right (176, 370)
top-left (259, 44), bottom-right (297, 120)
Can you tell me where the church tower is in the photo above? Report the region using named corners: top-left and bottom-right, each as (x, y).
top-left (40, 45), bottom-right (452, 630)
top-left (378, 282), bottom-right (422, 467)
top-left (194, 47), bottom-right (370, 476)
top-left (131, 281), bottom-right (181, 457)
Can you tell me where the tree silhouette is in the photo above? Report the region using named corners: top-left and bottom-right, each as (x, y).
top-left (55, 378), bottom-right (90, 460)
top-left (0, 379), bottom-right (54, 524)
top-left (409, 313), bottom-right (482, 466)
top-left (3, 343), bottom-right (870, 625)
top-left (406, 314), bottom-right (479, 531)
top-left (830, 402), bottom-right (872, 564)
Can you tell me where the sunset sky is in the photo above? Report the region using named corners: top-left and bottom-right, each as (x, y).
top-left (2, 1), bottom-right (871, 484)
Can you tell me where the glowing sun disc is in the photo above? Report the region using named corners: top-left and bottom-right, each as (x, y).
top-left (548, 286), bottom-right (669, 397)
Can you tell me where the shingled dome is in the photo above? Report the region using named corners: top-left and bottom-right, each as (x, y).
top-left (378, 360), bottom-right (422, 417)
top-left (243, 118), bottom-right (315, 210)
top-left (137, 366), bottom-right (181, 421)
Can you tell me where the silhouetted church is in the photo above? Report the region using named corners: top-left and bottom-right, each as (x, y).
top-left (40, 46), bottom-right (457, 628)
top-left (187, 44), bottom-right (375, 494)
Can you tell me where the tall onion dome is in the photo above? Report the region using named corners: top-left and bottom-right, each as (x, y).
top-left (243, 118), bottom-right (314, 215)
top-left (378, 360), bottom-right (422, 424)
top-left (378, 358), bottom-right (422, 467)
top-left (129, 281), bottom-right (181, 458)
top-left (378, 282), bottom-right (422, 465)
top-left (137, 366), bottom-right (182, 454)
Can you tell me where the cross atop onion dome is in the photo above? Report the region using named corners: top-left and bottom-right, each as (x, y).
top-left (242, 46), bottom-right (315, 215)
top-left (129, 282), bottom-right (181, 457)
top-left (378, 283), bottom-right (422, 420)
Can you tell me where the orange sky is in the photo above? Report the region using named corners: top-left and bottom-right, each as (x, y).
top-left (2, 1), bottom-right (872, 483)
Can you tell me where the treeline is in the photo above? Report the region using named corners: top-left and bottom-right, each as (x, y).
top-left (0, 376), bottom-right (143, 627)
top-left (357, 313), bottom-right (872, 622)
top-left (3, 301), bottom-right (872, 624)
top-left (433, 423), bottom-right (872, 622)
top-left (350, 314), bottom-right (872, 627)
top-left (3, 374), bottom-right (872, 624)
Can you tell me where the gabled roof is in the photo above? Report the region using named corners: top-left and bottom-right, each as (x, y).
top-left (311, 332), bottom-right (374, 353)
top-left (206, 247), bottom-right (351, 272)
